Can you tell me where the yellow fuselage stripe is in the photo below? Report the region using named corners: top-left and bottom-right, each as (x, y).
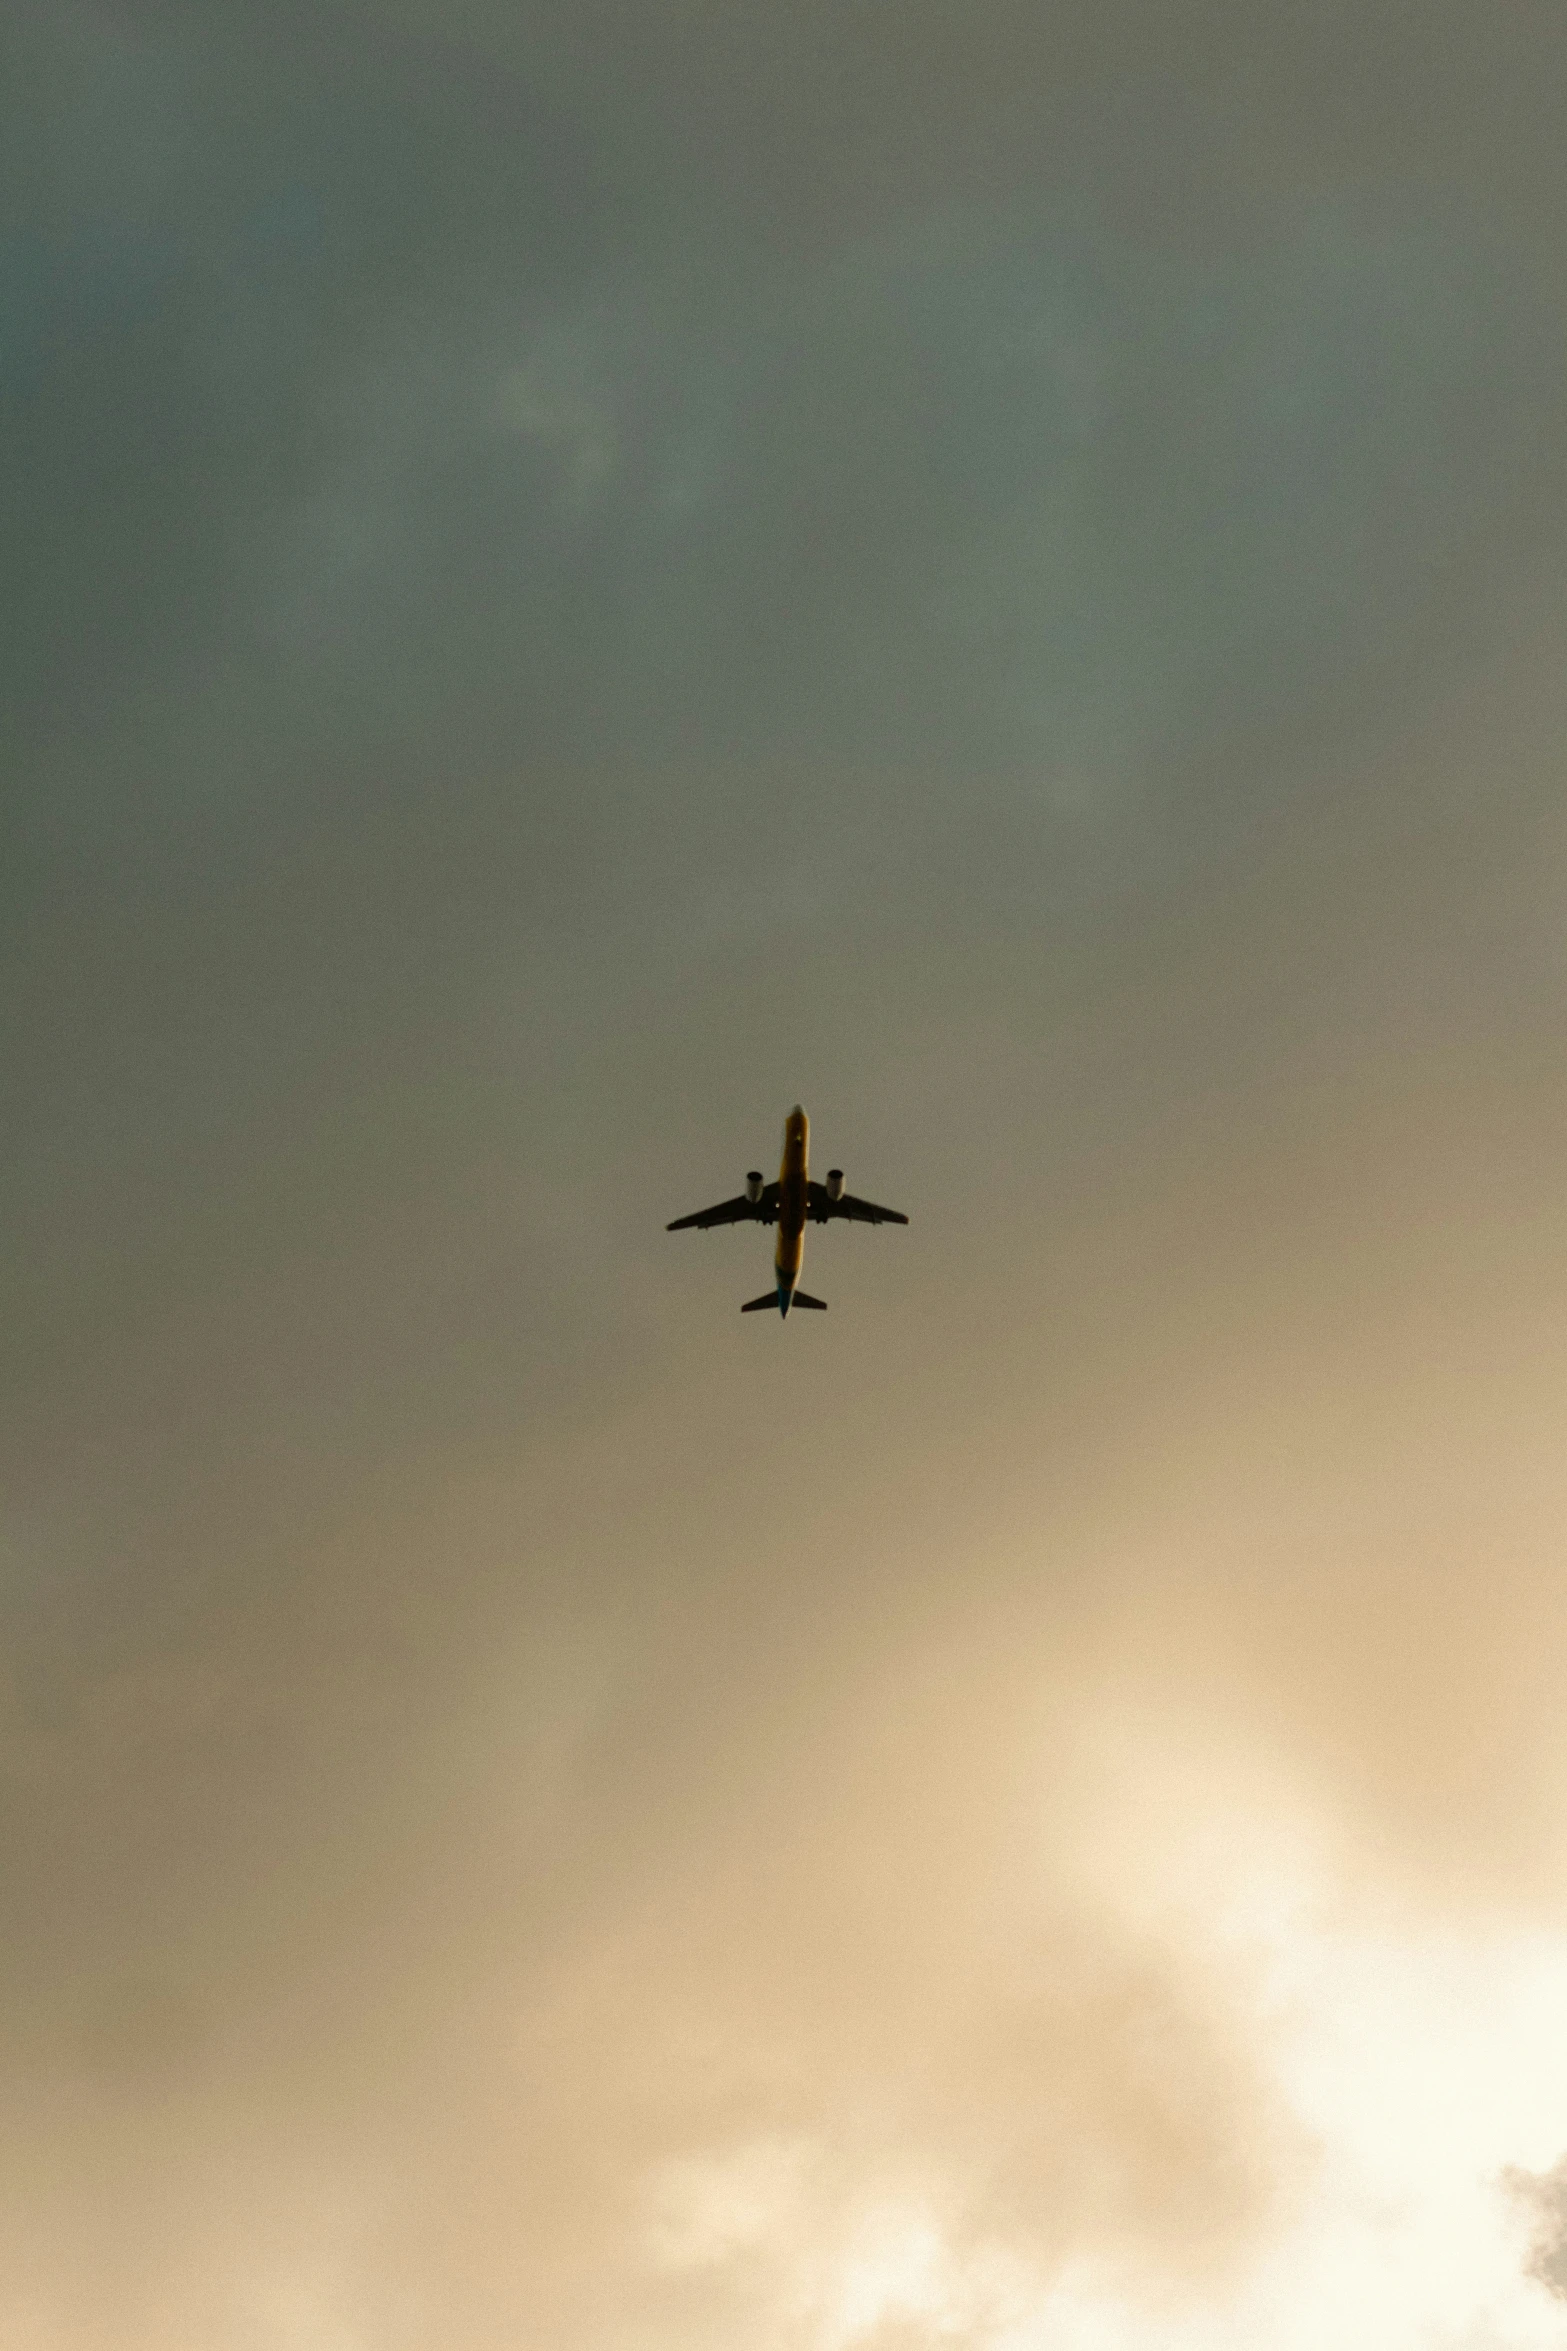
top-left (774, 1108), bottom-right (809, 1284)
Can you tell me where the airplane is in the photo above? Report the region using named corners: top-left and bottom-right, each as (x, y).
top-left (667, 1105), bottom-right (907, 1317)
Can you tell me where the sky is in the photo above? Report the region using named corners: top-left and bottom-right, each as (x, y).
top-left (5, 3), bottom-right (1567, 2345)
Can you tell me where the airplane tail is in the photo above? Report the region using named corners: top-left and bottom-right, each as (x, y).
top-left (741, 1289), bottom-right (828, 1315)
top-left (791, 1291), bottom-right (827, 1310)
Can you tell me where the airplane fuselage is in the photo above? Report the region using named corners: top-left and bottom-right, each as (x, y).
top-left (774, 1105), bottom-right (809, 1311)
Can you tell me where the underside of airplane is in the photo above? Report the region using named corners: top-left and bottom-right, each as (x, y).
top-left (668, 1105), bottom-right (907, 1316)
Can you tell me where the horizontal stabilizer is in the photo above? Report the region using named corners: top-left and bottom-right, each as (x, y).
top-left (790, 1291), bottom-right (827, 1310)
top-left (741, 1291), bottom-right (780, 1313)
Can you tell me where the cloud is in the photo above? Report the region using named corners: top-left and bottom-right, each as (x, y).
top-left (11, 2), bottom-right (1561, 819)
top-left (1504, 2155), bottom-right (1567, 2300)
top-left (7, 4), bottom-right (1567, 2347)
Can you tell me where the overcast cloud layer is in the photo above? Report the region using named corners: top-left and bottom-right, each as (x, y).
top-left (6, 5), bottom-right (1567, 2347)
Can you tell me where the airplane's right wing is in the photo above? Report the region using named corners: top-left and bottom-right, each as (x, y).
top-left (806, 1184), bottom-right (908, 1225)
top-left (667, 1185), bottom-right (779, 1231)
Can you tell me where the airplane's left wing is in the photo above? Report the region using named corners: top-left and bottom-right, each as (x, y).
top-left (667, 1184), bottom-right (779, 1231)
top-left (806, 1184), bottom-right (908, 1225)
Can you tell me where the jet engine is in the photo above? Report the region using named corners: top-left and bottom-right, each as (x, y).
top-left (826, 1168), bottom-right (845, 1200)
top-left (745, 1170), bottom-right (765, 1203)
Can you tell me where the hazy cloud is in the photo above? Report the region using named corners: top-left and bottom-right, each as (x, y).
top-left (1505, 2155), bottom-right (1567, 2300)
top-left (7, 2), bottom-right (1567, 2345)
